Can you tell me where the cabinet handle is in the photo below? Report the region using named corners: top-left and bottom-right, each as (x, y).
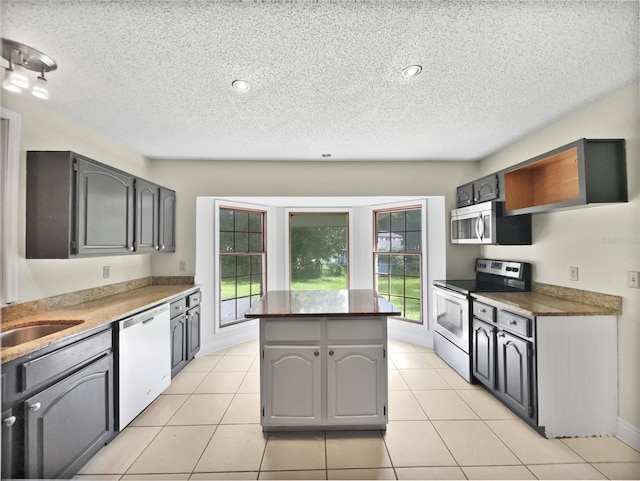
top-left (508, 320), bottom-right (517, 326)
top-left (3, 416), bottom-right (16, 427)
top-left (329, 350), bottom-right (335, 356)
top-left (129, 246), bottom-right (134, 251)
top-left (497, 332), bottom-right (505, 338)
top-left (314, 351), bottom-right (319, 357)
top-left (480, 308), bottom-right (486, 313)
top-left (161, 245), bottom-right (165, 250)
top-left (29, 402), bottom-right (41, 412)
top-left (155, 245), bottom-right (159, 250)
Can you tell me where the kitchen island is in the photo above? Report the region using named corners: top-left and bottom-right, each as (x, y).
top-left (245, 289), bottom-right (400, 431)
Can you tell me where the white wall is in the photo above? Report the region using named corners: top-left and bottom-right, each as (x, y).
top-left (479, 81), bottom-right (640, 441)
top-left (149, 158), bottom-right (481, 280)
top-left (1, 93), bottom-right (153, 302)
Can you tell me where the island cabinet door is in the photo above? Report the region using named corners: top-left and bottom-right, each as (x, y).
top-left (326, 345), bottom-right (387, 425)
top-left (262, 346), bottom-right (322, 425)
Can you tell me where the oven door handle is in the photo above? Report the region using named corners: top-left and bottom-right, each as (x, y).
top-left (433, 286), bottom-right (468, 303)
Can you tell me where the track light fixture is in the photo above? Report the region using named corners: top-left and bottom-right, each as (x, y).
top-left (1, 38), bottom-right (57, 100)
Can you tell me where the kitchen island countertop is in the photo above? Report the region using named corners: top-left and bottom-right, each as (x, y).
top-left (245, 289), bottom-right (400, 318)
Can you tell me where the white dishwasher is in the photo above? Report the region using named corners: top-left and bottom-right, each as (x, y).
top-left (118, 303), bottom-right (171, 430)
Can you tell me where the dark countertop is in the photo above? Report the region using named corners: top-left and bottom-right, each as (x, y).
top-left (472, 291), bottom-right (621, 317)
top-left (1, 285), bottom-right (199, 363)
top-left (245, 289), bottom-right (401, 318)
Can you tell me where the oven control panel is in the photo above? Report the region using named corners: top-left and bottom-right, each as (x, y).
top-left (475, 258), bottom-right (529, 280)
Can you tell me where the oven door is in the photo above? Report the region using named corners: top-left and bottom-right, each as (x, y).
top-left (433, 285), bottom-right (470, 353)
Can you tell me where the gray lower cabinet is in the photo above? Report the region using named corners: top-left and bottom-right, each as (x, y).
top-left (496, 330), bottom-right (532, 420)
top-left (471, 300), bottom-right (536, 426)
top-left (25, 354), bottom-right (114, 479)
top-left (472, 318), bottom-right (496, 389)
top-left (170, 289), bottom-right (201, 377)
top-left (1, 327), bottom-right (115, 479)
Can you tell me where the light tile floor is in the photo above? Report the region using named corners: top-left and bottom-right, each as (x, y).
top-left (76, 339), bottom-right (640, 480)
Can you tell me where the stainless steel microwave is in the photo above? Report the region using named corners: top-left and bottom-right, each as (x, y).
top-left (450, 201), bottom-right (532, 245)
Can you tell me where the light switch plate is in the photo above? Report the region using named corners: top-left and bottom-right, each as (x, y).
top-left (628, 271), bottom-right (639, 288)
top-left (569, 266), bottom-right (579, 281)
top-left (103, 266), bottom-right (110, 278)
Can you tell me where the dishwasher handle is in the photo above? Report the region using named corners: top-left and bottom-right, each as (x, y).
top-left (119, 303), bottom-right (169, 330)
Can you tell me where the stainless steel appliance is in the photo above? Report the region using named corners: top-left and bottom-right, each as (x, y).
top-left (433, 258), bottom-right (531, 382)
top-left (118, 303), bottom-right (171, 430)
top-left (450, 201), bottom-right (531, 245)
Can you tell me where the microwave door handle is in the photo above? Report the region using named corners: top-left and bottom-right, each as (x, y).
top-left (475, 215), bottom-right (482, 240)
top-left (478, 214), bottom-right (485, 241)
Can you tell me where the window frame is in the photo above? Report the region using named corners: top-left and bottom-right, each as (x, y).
top-left (217, 205), bottom-right (267, 328)
top-left (372, 204), bottom-right (424, 324)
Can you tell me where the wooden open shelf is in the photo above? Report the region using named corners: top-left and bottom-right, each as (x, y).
top-left (501, 139), bottom-right (627, 215)
top-left (504, 147), bottom-right (580, 211)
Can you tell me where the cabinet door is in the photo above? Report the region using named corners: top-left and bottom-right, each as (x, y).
top-left (326, 345), bottom-right (386, 425)
top-left (456, 183), bottom-right (474, 207)
top-left (262, 346), bottom-right (321, 425)
top-left (170, 314), bottom-right (188, 377)
top-left (134, 178), bottom-right (159, 252)
top-left (158, 187), bottom-right (176, 252)
top-left (24, 354), bottom-right (114, 479)
top-left (472, 319), bottom-right (495, 389)
top-left (187, 305), bottom-right (201, 360)
top-left (473, 174), bottom-right (499, 203)
top-left (1, 408), bottom-right (17, 479)
top-left (75, 158), bottom-right (134, 256)
top-left (496, 330), bottom-right (532, 420)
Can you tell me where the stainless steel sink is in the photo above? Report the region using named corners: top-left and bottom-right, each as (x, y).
top-left (1, 322), bottom-right (82, 347)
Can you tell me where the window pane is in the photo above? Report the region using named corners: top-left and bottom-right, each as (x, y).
top-left (234, 232), bottom-right (248, 252)
top-left (220, 256), bottom-right (236, 278)
top-left (220, 232), bottom-right (234, 253)
top-left (237, 256), bottom-right (249, 276)
top-left (405, 276), bottom-right (421, 299)
top-left (406, 209), bottom-right (421, 230)
top-left (376, 254), bottom-right (390, 274)
top-left (405, 254), bottom-right (420, 276)
top-left (237, 276), bottom-right (251, 297)
top-left (376, 273), bottom-right (389, 295)
top-left (250, 255), bottom-right (262, 274)
top-left (406, 231), bottom-right (421, 252)
top-left (220, 209), bottom-right (234, 231)
top-left (249, 212), bottom-right (262, 232)
top-left (390, 255), bottom-right (405, 274)
top-left (220, 299), bottom-right (237, 323)
top-left (290, 213), bottom-right (348, 291)
top-left (404, 298), bottom-right (421, 322)
top-left (390, 276), bottom-right (405, 296)
top-left (235, 210), bottom-right (249, 231)
top-left (221, 278), bottom-right (236, 300)
top-left (391, 211), bottom-right (405, 232)
top-left (249, 233), bottom-right (262, 252)
top-left (376, 212), bottom-right (390, 233)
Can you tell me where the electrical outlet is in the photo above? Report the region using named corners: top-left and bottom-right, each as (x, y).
top-left (628, 271), bottom-right (640, 289)
top-left (569, 266), bottom-right (579, 281)
top-left (179, 260), bottom-right (187, 272)
top-left (102, 266), bottom-right (110, 279)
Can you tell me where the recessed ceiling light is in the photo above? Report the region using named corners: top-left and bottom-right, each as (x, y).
top-left (232, 79), bottom-right (250, 91)
top-left (401, 65), bottom-right (422, 78)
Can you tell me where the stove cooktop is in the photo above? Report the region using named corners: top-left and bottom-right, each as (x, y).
top-left (433, 279), bottom-right (526, 295)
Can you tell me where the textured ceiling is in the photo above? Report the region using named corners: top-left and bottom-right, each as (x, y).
top-left (1, 0), bottom-right (638, 161)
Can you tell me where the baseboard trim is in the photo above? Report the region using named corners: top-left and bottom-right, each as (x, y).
top-left (616, 417), bottom-right (640, 452)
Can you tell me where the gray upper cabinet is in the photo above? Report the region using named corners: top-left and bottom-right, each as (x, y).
top-left (158, 187), bottom-right (176, 252)
top-left (473, 174), bottom-right (499, 203)
top-left (134, 178), bottom-right (160, 253)
top-left (456, 182), bottom-right (474, 208)
top-left (76, 157), bottom-right (135, 256)
top-left (27, 151), bottom-right (175, 258)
